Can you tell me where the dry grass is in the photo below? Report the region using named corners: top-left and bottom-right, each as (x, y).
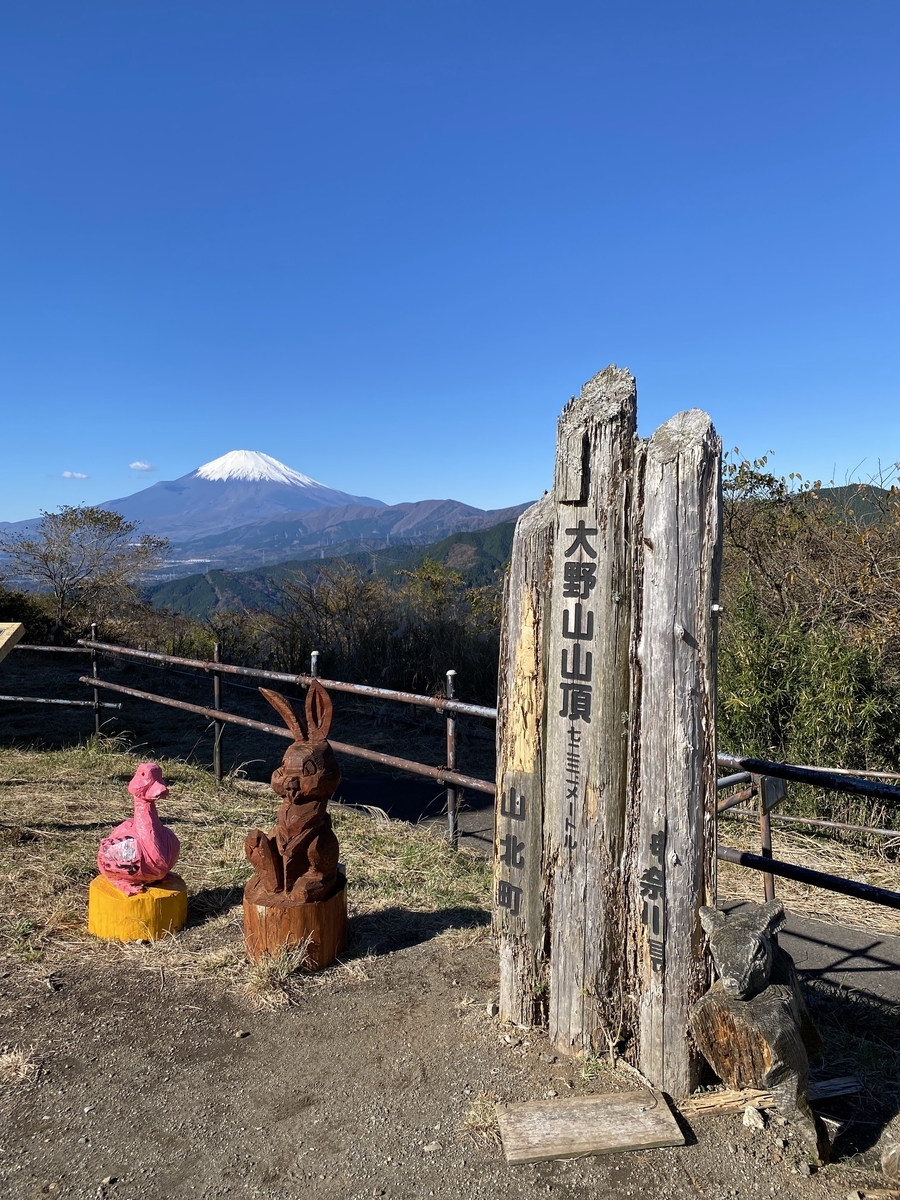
top-left (0, 740), bottom-right (491, 1002)
top-left (244, 938), bottom-right (315, 1009)
top-left (717, 815), bottom-right (900, 936)
top-left (461, 1091), bottom-right (501, 1146)
top-left (0, 1043), bottom-right (37, 1083)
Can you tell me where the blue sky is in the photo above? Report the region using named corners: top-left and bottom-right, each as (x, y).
top-left (1, 1), bottom-right (898, 521)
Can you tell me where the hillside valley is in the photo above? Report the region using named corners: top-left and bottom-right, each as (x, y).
top-left (149, 519), bottom-right (518, 618)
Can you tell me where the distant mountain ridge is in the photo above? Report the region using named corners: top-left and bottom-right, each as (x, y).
top-left (169, 498), bottom-right (531, 571)
top-left (96, 449), bottom-right (387, 540)
top-left (149, 519), bottom-right (519, 619)
top-left (1, 449), bottom-right (533, 579)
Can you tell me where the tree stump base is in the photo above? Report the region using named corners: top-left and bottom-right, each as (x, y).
top-left (88, 873), bottom-right (187, 942)
top-left (243, 869), bottom-right (347, 969)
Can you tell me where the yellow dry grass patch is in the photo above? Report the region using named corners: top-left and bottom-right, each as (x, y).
top-left (717, 815), bottom-right (900, 936)
top-left (0, 1043), bottom-right (37, 1083)
top-left (0, 741), bottom-right (491, 1004)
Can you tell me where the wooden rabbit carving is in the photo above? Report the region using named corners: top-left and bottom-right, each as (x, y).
top-left (245, 681), bottom-right (342, 903)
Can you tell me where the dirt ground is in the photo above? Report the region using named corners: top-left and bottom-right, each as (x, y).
top-left (2, 933), bottom-right (883, 1200)
top-left (1, 654), bottom-right (900, 1198)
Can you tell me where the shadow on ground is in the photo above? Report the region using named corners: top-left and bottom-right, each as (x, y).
top-left (187, 884), bottom-right (244, 924)
top-left (348, 903), bottom-right (490, 957)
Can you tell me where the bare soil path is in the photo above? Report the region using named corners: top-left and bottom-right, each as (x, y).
top-left (1, 688), bottom-right (899, 1198)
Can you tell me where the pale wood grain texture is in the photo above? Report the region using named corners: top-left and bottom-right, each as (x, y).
top-left (495, 494), bottom-right (555, 1027)
top-left (0, 622), bottom-right (25, 667)
top-left (630, 410), bottom-right (722, 1097)
top-left (677, 1076), bottom-right (860, 1116)
top-left (496, 1089), bottom-right (684, 1164)
top-left (495, 372), bottom-right (722, 1091)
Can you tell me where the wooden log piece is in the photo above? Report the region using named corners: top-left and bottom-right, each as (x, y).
top-left (243, 870), bottom-right (347, 969)
top-left (88, 872), bottom-right (187, 942)
top-left (0, 622), bottom-right (25, 667)
top-left (677, 1076), bottom-right (861, 1115)
top-left (543, 367), bottom-right (637, 1056)
top-left (630, 409), bottom-right (722, 1097)
top-left (496, 1090), bottom-right (684, 1165)
top-left (495, 494), bottom-right (555, 1027)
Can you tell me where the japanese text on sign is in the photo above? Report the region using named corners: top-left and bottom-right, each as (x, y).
top-left (497, 786), bottom-right (527, 917)
top-left (640, 830), bottom-right (666, 971)
top-left (558, 523), bottom-right (599, 852)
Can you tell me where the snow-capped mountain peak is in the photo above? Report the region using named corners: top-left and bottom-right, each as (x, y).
top-left (193, 450), bottom-right (325, 488)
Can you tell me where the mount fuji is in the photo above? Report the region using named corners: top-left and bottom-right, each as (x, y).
top-left (1, 450), bottom-right (533, 579)
top-left (96, 450), bottom-right (387, 541)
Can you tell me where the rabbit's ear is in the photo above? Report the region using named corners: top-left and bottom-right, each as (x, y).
top-left (305, 680), bottom-right (333, 740)
top-left (259, 688), bottom-right (308, 741)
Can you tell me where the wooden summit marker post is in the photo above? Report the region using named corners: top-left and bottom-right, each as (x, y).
top-left (495, 367), bottom-right (722, 1094)
top-left (630, 410), bottom-right (722, 1097)
top-left (496, 366), bottom-right (637, 1054)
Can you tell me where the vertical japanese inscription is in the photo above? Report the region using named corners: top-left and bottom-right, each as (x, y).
top-left (558, 521), bottom-right (598, 851)
top-left (640, 830), bottom-right (666, 971)
top-left (496, 784), bottom-right (526, 917)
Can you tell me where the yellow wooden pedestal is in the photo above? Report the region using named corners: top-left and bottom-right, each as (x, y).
top-left (88, 873), bottom-right (187, 942)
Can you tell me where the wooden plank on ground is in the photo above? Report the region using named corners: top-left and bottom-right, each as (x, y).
top-left (0, 622), bottom-right (25, 667)
top-left (496, 1090), bottom-right (684, 1165)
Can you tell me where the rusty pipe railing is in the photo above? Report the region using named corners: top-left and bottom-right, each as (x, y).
top-left (718, 752), bottom-right (900, 805)
top-left (720, 807), bottom-right (900, 841)
top-left (75, 639), bottom-right (497, 719)
top-left (717, 844), bottom-right (900, 909)
top-left (78, 675), bottom-right (497, 795)
top-left (0, 695), bottom-right (121, 709)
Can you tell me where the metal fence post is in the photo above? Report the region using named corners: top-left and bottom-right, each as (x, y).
top-left (310, 650), bottom-right (320, 679)
top-left (90, 623), bottom-right (101, 737)
top-left (755, 773), bottom-right (776, 903)
top-left (212, 642), bottom-right (223, 785)
top-left (445, 669), bottom-right (458, 849)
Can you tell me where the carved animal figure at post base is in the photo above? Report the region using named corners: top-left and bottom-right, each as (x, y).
top-left (245, 682), bottom-right (342, 904)
top-left (690, 901), bottom-right (829, 1164)
top-left (97, 763), bottom-right (181, 895)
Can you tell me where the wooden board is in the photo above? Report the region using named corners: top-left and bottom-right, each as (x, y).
top-left (496, 1089), bottom-right (684, 1165)
top-left (544, 368), bottom-right (637, 1056)
top-left (494, 494), bottom-right (554, 1027)
top-left (677, 1076), bottom-right (861, 1117)
top-left (496, 365), bottom-right (639, 1054)
top-left (0, 622), bottom-right (24, 667)
top-left (494, 367), bottom-right (722, 1088)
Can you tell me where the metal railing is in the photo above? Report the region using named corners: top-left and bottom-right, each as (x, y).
top-left (69, 637), bottom-right (496, 847)
top-left (8, 639), bottom-right (900, 909)
top-left (715, 751), bottom-right (900, 910)
top-left (2, 640), bottom-right (117, 715)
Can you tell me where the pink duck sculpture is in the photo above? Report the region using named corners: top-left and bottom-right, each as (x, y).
top-left (97, 763), bottom-right (180, 895)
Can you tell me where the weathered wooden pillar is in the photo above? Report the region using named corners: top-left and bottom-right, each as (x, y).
top-left (630, 409), bottom-right (722, 1097)
top-left (494, 495), bottom-right (555, 1026)
top-left (496, 371), bottom-right (722, 1095)
top-left (495, 365), bottom-right (638, 1052)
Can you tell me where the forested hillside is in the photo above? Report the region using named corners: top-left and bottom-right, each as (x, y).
top-left (4, 463), bottom-right (900, 793)
top-left (147, 521), bottom-right (517, 619)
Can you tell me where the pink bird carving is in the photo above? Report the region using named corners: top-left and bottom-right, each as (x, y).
top-left (97, 763), bottom-right (180, 895)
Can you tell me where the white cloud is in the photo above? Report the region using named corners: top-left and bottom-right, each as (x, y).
top-left (129, 461), bottom-right (156, 472)
top-left (60, 471), bottom-right (88, 479)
